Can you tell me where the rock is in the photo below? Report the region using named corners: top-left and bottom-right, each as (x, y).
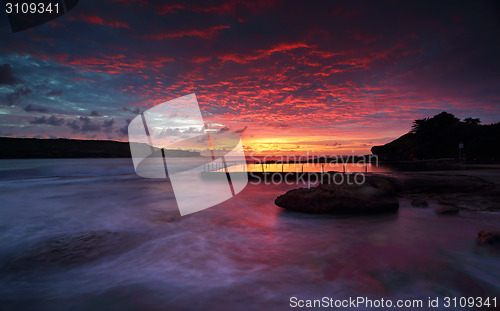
top-left (411, 198), bottom-right (428, 207)
top-left (435, 205), bottom-right (459, 214)
top-left (476, 230), bottom-right (500, 246)
top-left (7, 230), bottom-right (143, 270)
top-left (275, 175), bottom-right (399, 214)
top-left (400, 174), bottom-right (487, 194)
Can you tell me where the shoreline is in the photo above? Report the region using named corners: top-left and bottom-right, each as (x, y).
top-left (203, 169), bottom-right (500, 213)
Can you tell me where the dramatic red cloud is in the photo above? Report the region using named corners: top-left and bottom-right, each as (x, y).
top-left (79, 14), bottom-right (105, 25)
top-left (191, 0), bottom-right (282, 15)
top-left (143, 25), bottom-right (230, 40)
top-left (218, 42), bottom-right (311, 64)
top-left (71, 14), bottom-right (130, 28)
top-left (158, 4), bottom-right (186, 15)
top-left (106, 0), bottom-right (147, 5)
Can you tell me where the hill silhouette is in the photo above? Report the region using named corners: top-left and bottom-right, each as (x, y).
top-left (0, 137), bottom-right (200, 159)
top-left (371, 112), bottom-right (500, 162)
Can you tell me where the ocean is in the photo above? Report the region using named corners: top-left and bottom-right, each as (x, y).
top-left (0, 159), bottom-right (499, 310)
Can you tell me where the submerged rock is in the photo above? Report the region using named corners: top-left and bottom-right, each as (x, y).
top-left (476, 230), bottom-right (500, 246)
top-left (7, 230), bottom-right (143, 270)
top-left (275, 175), bottom-right (399, 214)
top-left (435, 205), bottom-right (459, 215)
top-left (411, 198), bottom-right (429, 207)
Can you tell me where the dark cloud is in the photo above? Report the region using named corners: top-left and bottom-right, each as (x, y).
top-left (30, 115), bottom-right (65, 126)
top-left (103, 118), bottom-right (114, 133)
top-left (0, 64), bottom-right (20, 85)
top-left (64, 116), bottom-right (115, 133)
top-left (24, 104), bottom-right (48, 113)
top-left (122, 107), bottom-right (141, 114)
top-left (234, 125), bottom-right (248, 133)
top-left (103, 119), bottom-right (114, 128)
top-left (47, 115), bottom-right (65, 126)
top-left (79, 116), bottom-right (101, 132)
top-left (67, 120), bottom-right (80, 130)
top-left (90, 110), bottom-right (102, 116)
top-left (46, 89), bottom-right (63, 96)
top-left (268, 122), bottom-right (289, 128)
top-left (117, 118), bottom-right (131, 136)
top-left (30, 116), bottom-right (46, 124)
top-left (5, 86), bottom-right (31, 105)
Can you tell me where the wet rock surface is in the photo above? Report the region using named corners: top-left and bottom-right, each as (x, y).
top-left (397, 172), bottom-right (500, 212)
top-left (411, 198), bottom-right (429, 207)
top-left (4, 230), bottom-right (146, 271)
top-left (275, 175), bottom-right (399, 214)
top-left (476, 230), bottom-right (500, 246)
top-left (435, 205), bottom-right (460, 214)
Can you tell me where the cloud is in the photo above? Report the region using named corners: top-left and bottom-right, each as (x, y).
top-left (296, 139), bottom-right (342, 146)
top-left (103, 119), bottom-right (114, 127)
top-left (76, 14), bottom-right (130, 29)
top-left (117, 118), bottom-right (131, 136)
top-left (46, 89), bottom-right (63, 96)
top-left (30, 115), bottom-right (65, 126)
top-left (103, 118), bottom-right (114, 133)
top-left (57, 116), bottom-right (115, 134)
top-left (268, 122), bottom-right (289, 128)
top-left (66, 116), bottom-right (104, 132)
top-left (122, 106), bottom-right (141, 114)
top-left (234, 126), bottom-right (248, 133)
top-left (47, 116), bottom-right (65, 126)
top-left (5, 86), bottom-right (32, 105)
top-left (30, 116), bottom-right (47, 124)
top-left (183, 126), bottom-right (204, 134)
top-left (143, 25), bottom-right (230, 40)
top-left (0, 64), bottom-right (21, 85)
top-left (90, 110), bottom-right (102, 116)
top-left (158, 4), bottom-right (185, 15)
top-left (24, 104), bottom-right (48, 113)
top-left (79, 116), bottom-right (101, 132)
top-left (67, 120), bottom-right (80, 130)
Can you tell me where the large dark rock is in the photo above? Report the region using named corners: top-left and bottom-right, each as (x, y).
top-left (275, 175), bottom-right (399, 214)
top-left (476, 230), bottom-right (500, 246)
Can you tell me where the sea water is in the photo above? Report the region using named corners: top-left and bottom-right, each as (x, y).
top-left (0, 159), bottom-right (499, 310)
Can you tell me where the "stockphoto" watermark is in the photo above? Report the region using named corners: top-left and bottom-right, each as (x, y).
top-left (248, 171), bottom-right (368, 186)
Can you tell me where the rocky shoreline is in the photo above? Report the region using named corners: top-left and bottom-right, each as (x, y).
top-left (275, 170), bottom-right (500, 247)
top-left (275, 174), bottom-right (400, 214)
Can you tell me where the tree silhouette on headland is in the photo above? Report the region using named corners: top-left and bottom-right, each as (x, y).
top-left (372, 112), bottom-right (500, 162)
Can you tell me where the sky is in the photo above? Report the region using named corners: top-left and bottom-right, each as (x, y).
top-left (0, 0), bottom-right (499, 155)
